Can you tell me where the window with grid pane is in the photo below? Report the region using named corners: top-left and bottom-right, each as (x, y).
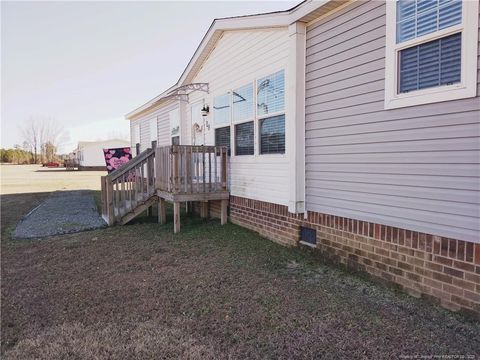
top-left (396, 0), bottom-right (462, 43)
top-left (233, 83), bottom-right (253, 122)
top-left (399, 32), bottom-right (461, 93)
top-left (213, 94), bottom-right (231, 125)
top-left (257, 70), bottom-right (285, 116)
top-left (385, 0), bottom-right (477, 109)
top-left (215, 126), bottom-right (230, 154)
top-left (260, 115), bottom-right (285, 154)
top-left (235, 121), bottom-right (254, 156)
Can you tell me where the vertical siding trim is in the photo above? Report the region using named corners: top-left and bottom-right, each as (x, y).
top-left (286, 22), bottom-right (307, 214)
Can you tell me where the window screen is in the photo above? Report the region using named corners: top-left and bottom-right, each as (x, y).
top-left (257, 70), bottom-right (285, 116)
top-left (215, 126), bottom-right (231, 154)
top-left (260, 115), bottom-right (285, 154)
top-left (213, 94), bottom-right (231, 125)
top-left (397, 0), bottom-right (462, 43)
top-left (233, 83), bottom-right (253, 122)
top-left (399, 33), bottom-right (461, 93)
top-left (235, 121), bottom-right (254, 156)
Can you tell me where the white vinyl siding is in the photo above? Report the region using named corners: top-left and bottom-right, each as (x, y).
top-left (305, 0), bottom-right (480, 243)
top-left (150, 117), bottom-right (158, 142)
top-left (187, 28), bottom-right (290, 205)
top-left (130, 101), bottom-right (179, 152)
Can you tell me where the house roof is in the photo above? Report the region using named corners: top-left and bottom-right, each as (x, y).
top-left (126, 0), bottom-right (342, 120)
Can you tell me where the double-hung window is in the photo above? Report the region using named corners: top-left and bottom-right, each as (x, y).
top-left (233, 83), bottom-right (254, 156)
top-left (213, 94), bottom-right (231, 125)
top-left (257, 70), bottom-right (285, 154)
top-left (213, 69), bottom-right (286, 156)
top-left (215, 126), bottom-right (231, 154)
top-left (385, 0), bottom-right (478, 109)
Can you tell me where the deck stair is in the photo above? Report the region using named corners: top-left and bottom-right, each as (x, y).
top-left (100, 144), bottom-right (229, 232)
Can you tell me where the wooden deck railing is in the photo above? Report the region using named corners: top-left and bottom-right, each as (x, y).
top-left (100, 147), bottom-right (156, 225)
top-left (155, 145), bottom-right (228, 196)
top-left (100, 145), bottom-right (229, 227)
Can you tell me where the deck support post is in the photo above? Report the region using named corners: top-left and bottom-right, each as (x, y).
top-left (158, 197), bottom-right (166, 224)
top-left (105, 177), bottom-right (114, 226)
top-left (221, 199), bottom-right (228, 225)
top-left (173, 202), bottom-right (181, 233)
top-left (200, 201), bottom-right (208, 219)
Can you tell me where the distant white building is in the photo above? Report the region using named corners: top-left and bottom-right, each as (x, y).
top-left (74, 139), bottom-right (130, 170)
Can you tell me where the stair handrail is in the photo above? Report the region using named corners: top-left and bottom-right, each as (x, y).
top-left (107, 147), bottom-right (155, 182)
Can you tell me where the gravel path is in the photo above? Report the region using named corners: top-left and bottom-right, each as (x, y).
top-left (14, 191), bottom-right (106, 239)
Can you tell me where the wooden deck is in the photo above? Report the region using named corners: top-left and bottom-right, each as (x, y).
top-left (100, 144), bottom-right (229, 232)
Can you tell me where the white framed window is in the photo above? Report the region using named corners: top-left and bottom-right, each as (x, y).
top-left (209, 69), bottom-right (286, 157)
top-left (385, 0), bottom-right (478, 109)
top-left (235, 121), bottom-right (254, 156)
top-left (257, 70), bottom-right (286, 154)
top-left (257, 70), bottom-right (285, 116)
top-left (259, 115), bottom-right (285, 154)
top-left (233, 83), bottom-right (253, 122)
top-left (213, 94), bottom-right (231, 125)
top-left (215, 126), bottom-right (231, 154)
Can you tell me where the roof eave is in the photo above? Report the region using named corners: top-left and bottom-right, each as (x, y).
top-left (126, 0), bottom-right (335, 120)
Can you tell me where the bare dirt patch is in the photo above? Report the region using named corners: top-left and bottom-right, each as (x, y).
top-left (1, 191), bottom-right (479, 359)
top-left (1, 164), bottom-right (105, 195)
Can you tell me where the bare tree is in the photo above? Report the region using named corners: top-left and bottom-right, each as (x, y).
top-left (21, 117), bottom-right (40, 163)
top-left (20, 117), bottom-right (65, 163)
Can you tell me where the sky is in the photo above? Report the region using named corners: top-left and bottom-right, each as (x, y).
top-left (1, 0), bottom-right (298, 153)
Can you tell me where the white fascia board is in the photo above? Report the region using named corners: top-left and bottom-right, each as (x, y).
top-left (288, 0), bottom-right (330, 22)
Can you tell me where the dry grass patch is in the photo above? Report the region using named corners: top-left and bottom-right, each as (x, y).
top-left (2, 191), bottom-right (479, 359)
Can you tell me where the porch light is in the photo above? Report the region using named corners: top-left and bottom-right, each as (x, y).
top-left (201, 105), bottom-right (209, 117)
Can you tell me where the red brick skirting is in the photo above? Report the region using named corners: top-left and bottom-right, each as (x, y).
top-left (228, 195), bottom-right (480, 315)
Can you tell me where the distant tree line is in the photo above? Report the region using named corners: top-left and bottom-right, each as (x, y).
top-left (0, 146), bottom-right (35, 164)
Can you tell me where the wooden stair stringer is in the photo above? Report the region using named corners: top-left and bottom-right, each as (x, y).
top-left (119, 195), bottom-right (158, 225)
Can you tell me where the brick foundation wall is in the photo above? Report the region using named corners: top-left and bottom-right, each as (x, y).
top-left (229, 195), bottom-right (480, 315)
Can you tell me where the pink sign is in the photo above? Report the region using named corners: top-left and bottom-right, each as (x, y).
top-left (103, 147), bottom-right (132, 173)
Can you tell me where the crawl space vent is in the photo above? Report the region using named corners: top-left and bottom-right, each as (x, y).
top-left (300, 226), bottom-right (316, 245)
